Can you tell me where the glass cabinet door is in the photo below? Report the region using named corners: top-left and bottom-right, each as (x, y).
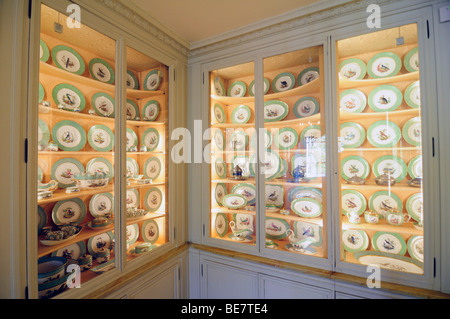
top-left (209, 61), bottom-right (256, 246)
top-left (262, 46), bottom-right (327, 258)
top-left (337, 24), bottom-right (424, 275)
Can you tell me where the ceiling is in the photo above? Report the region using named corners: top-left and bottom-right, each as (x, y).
top-left (131, 0), bottom-right (324, 46)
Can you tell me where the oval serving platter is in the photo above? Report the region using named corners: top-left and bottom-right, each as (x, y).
top-left (340, 122), bottom-right (365, 148)
top-left (368, 84), bottom-right (403, 112)
top-left (143, 69), bottom-right (162, 91)
top-left (293, 96), bottom-right (319, 118)
top-left (339, 89), bottom-right (367, 113)
top-left (272, 72), bottom-right (295, 92)
top-left (274, 127), bottom-right (298, 150)
top-left (291, 198), bottom-right (322, 218)
top-left (231, 183), bottom-right (256, 205)
top-left (213, 103), bottom-right (225, 123)
top-left (222, 194), bottom-right (247, 210)
top-left (52, 83), bottom-right (86, 112)
top-left (372, 231), bottom-right (407, 255)
top-left (339, 58), bottom-right (367, 80)
top-left (51, 45), bottom-right (85, 75)
top-left (367, 52), bottom-right (402, 78)
top-left (91, 92), bottom-right (115, 117)
top-left (342, 229), bottom-right (369, 253)
top-left (227, 81), bottom-right (246, 97)
top-left (373, 155), bottom-right (407, 182)
top-left (264, 100), bottom-right (288, 122)
top-left (89, 58), bottom-right (115, 84)
top-left (231, 105), bottom-right (251, 124)
top-left (51, 120), bottom-right (86, 152)
top-left (87, 124), bottom-right (114, 152)
top-left (353, 251), bottom-right (423, 275)
top-left (367, 120), bottom-right (401, 148)
top-left (288, 186), bottom-right (322, 203)
top-left (213, 76), bottom-right (225, 96)
top-left (297, 67), bottom-right (319, 86)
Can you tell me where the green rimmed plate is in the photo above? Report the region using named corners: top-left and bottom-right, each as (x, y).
top-left (255, 150), bottom-right (281, 180)
top-left (38, 205), bottom-right (47, 234)
top-left (213, 76), bottom-right (225, 96)
top-left (40, 39), bottom-right (50, 63)
top-left (126, 99), bottom-right (139, 120)
top-left (52, 83), bottom-right (86, 112)
top-left (402, 116), bottom-right (421, 147)
top-left (408, 155), bottom-right (422, 179)
top-left (51, 157), bottom-right (85, 188)
top-left (407, 235), bottom-right (424, 262)
top-left (222, 194), bottom-right (247, 210)
top-left (125, 128), bottom-right (138, 150)
top-left (373, 155), bottom-right (407, 182)
top-left (288, 186), bottom-right (322, 203)
top-left (272, 72), bottom-right (295, 92)
top-left (86, 157), bottom-right (114, 181)
top-left (215, 213), bottom-right (228, 237)
top-left (52, 198), bottom-right (87, 226)
top-left (367, 52), bottom-right (402, 78)
top-left (51, 241), bottom-right (86, 260)
top-left (89, 192), bottom-right (114, 218)
top-left (265, 218), bottom-right (290, 240)
top-left (126, 157), bottom-right (139, 177)
top-left (353, 251), bottom-right (423, 274)
top-left (264, 100), bottom-right (288, 122)
top-left (126, 70), bottom-right (139, 90)
top-left (406, 193), bottom-right (423, 222)
top-left (141, 220), bottom-right (159, 243)
top-left (142, 100), bottom-right (160, 121)
top-left (229, 130), bottom-right (248, 151)
top-left (232, 183), bottom-right (256, 205)
top-left (297, 67), bottom-right (319, 86)
top-left (341, 155), bottom-right (370, 181)
top-left (339, 58), bottom-right (367, 80)
top-left (51, 120), bottom-right (86, 151)
top-left (89, 58), bottom-right (114, 84)
top-left (232, 155), bottom-right (252, 178)
top-left (215, 183), bottom-right (227, 206)
top-left (404, 81), bottom-right (420, 109)
top-left (213, 103), bottom-right (225, 123)
top-left (404, 47), bottom-right (419, 73)
top-left (38, 119), bottom-right (50, 149)
top-left (293, 96), bottom-right (319, 118)
top-left (274, 127), bottom-right (299, 150)
top-left (368, 85), bottom-right (403, 112)
top-left (291, 197), bottom-right (322, 218)
top-left (342, 229), bottom-right (369, 253)
top-left (126, 224), bottom-right (139, 245)
top-left (214, 157), bottom-right (226, 179)
top-left (213, 129), bottom-right (225, 151)
top-left (227, 81), bottom-right (246, 97)
top-left (342, 189), bottom-right (367, 215)
top-left (367, 120), bottom-right (401, 148)
top-left (87, 231), bottom-right (114, 254)
top-left (143, 156), bottom-right (162, 180)
top-left (143, 69), bottom-right (162, 91)
top-left (372, 231), bottom-right (407, 255)
top-left (291, 153), bottom-right (319, 179)
top-left (142, 127), bottom-right (160, 151)
top-left (126, 188), bottom-right (139, 208)
top-left (340, 122), bottom-right (365, 148)
top-left (231, 104), bottom-right (251, 124)
top-left (265, 184), bottom-right (284, 208)
top-left (144, 187), bottom-right (163, 212)
top-left (250, 128), bottom-right (272, 150)
top-left (51, 45), bottom-right (85, 75)
top-left (340, 89), bottom-right (367, 113)
top-left (369, 190), bottom-right (403, 217)
top-left (300, 124), bottom-right (322, 146)
top-left (88, 124), bottom-right (114, 152)
top-left (39, 83), bottom-right (45, 103)
top-left (249, 78), bottom-right (269, 96)
top-left (91, 92), bottom-right (115, 117)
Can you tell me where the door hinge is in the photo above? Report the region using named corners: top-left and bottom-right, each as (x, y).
top-left (24, 138), bottom-right (28, 163)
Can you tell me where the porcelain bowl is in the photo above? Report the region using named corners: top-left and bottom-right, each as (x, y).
top-left (38, 256), bottom-right (67, 285)
top-left (74, 172), bottom-right (109, 190)
top-left (38, 269), bottom-right (75, 299)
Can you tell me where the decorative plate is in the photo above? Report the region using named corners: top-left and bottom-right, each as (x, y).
top-left (291, 153), bottom-right (319, 179)
top-left (143, 156), bottom-right (162, 180)
top-left (255, 151), bottom-right (281, 180)
top-left (288, 186), bottom-right (322, 203)
top-left (51, 157), bottom-right (85, 188)
top-left (231, 105), bottom-right (251, 124)
top-left (215, 213), bottom-right (228, 237)
top-left (229, 130), bottom-right (248, 151)
top-left (143, 70), bottom-right (162, 91)
top-left (51, 241), bottom-right (86, 260)
top-left (52, 198), bottom-right (86, 225)
top-left (406, 193), bottom-right (423, 222)
top-left (368, 85), bottom-right (403, 112)
top-left (126, 128), bottom-right (138, 150)
top-left (142, 100), bottom-right (160, 121)
top-left (407, 235), bottom-right (424, 262)
top-left (369, 191), bottom-right (403, 217)
top-left (249, 78), bottom-right (269, 96)
top-left (274, 127), bottom-right (298, 150)
top-left (52, 83), bottom-right (86, 112)
top-left (408, 155), bottom-right (422, 179)
top-left (126, 157), bottom-right (139, 177)
top-left (213, 129), bottom-right (225, 151)
top-left (87, 231), bottom-right (115, 255)
top-left (38, 119), bottom-right (50, 149)
top-left (404, 81), bottom-right (420, 109)
top-left (40, 39), bottom-right (50, 63)
top-left (232, 155), bottom-right (252, 178)
top-left (402, 116), bottom-right (421, 147)
top-left (265, 218), bottom-right (290, 240)
top-left (275, 158), bottom-right (288, 179)
top-left (39, 82), bottom-right (45, 103)
top-left (222, 194), bottom-right (247, 210)
top-left (88, 124), bottom-right (114, 152)
top-left (126, 224), bottom-right (139, 245)
top-left (214, 158), bottom-right (226, 179)
top-left (373, 155), bottom-right (407, 182)
top-left (340, 122), bottom-right (365, 148)
top-left (367, 52), bottom-right (402, 78)
top-left (341, 189), bottom-right (367, 215)
top-left (213, 76), bottom-right (225, 96)
top-left (353, 251), bottom-right (423, 274)
top-left (233, 213), bottom-right (254, 229)
top-left (341, 155), bottom-right (370, 181)
top-left (293, 221), bottom-right (322, 247)
top-left (89, 58), bottom-right (114, 84)
top-left (231, 183), bottom-right (256, 205)
top-left (126, 99), bottom-right (139, 120)
top-left (144, 187), bottom-right (163, 212)
top-left (37, 165), bottom-right (44, 183)
top-left (404, 47), bottom-right (419, 73)
top-left (227, 81), bottom-right (246, 97)
top-left (367, 120), bottom-right (401, 148)
top-left (297, 67), bottom-right (320, 86)
top-left (142, 127), bottom-right (160, 151)
top-left (342, 229), bottom-right (369, 253)
top-left (265, 184), bottom-right (284, 208)
top-left (91, 92), bottom-right (115, 117)
top-left (339, 89), bottom-right (367, 113)
top-left (89, 192), bottom-right (114, 218)
top-left (291, 198), bottom-right (322, 218)
top-left (372, 231), bottom-right (407, 255)
top-left (126, 188), bottom-right (139, 208)
top-left (339, 58), bottom-right (367, 80)
top-left (264, 100), bottom-right (288, 122)
top-left (272, 72), bottom-right (295, 92)
top-left (293, 97), bottom-right (319, 118)
top-left (126, 70), bottom-right (139, 90)
top-left (86, 157), bottom-right (114, 181)
top-left (215, 183), bottom-right (227, 206)
top-left (38, 205), bottom-right (47, 234)
top-left (300, 125), bottom-right (322, 146)
top-left (213, 103), bottom-right (225, 123)
top-left (51, 45), bottom-right (85, 75)
top-left (250, 128), bottom-right (272, 150)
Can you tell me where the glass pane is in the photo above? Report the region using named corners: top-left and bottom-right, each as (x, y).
top-left (209, 62), bottom-right (256, 245)
top-left (262, 46), bottom-right (327, 257)
top-left (125, 46), bottom-right (169, 258)
top-left (337, 24), bottom-right (424, 274)
top-left (37, 4), bottom-right (117, 298)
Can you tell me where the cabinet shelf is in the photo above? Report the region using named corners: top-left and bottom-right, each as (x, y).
top-left (340, 181), bottom-right (419, 191)
top-left (211, 178), bottom-right (322, 188)
top-left (211, 113), bottom-right (320, 129)
top-left (339, 108), bottom-right (419, 122)
top-left (341, 217), bottom-right (422, 236)
top-left (338, 71), bottom-right (419, 90)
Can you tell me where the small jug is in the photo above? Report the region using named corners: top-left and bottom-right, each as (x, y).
top-left (346, 211), bottom-right (361, 224)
